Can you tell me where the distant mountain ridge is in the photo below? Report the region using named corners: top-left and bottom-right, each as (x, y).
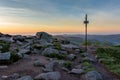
top-left (55, 34), bottom-right (120, 45)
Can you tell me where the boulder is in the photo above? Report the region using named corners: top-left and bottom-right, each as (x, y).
top-left (0, 37), bottom-right (13, 43)
top-left (17, 49), bottom-right (30, 58)
top-left (10, 73), bottom-right (20, 79)
top-left (67, 54), bottom-right (76, 61)
top-left (61, 44), bottom-right (79, 50)
top-left (34, 71), bottom-right (61, 80)
top-left (85, 71), bottom-right (103, 80)
top-left (0, 52), bottom-right (11, 60)
top-left (16, 76), bottom-right (33, 80)
top-left (34, 60), bottom-right (44, 67)
top-left (36, 32), bottom-right (53, 42)
top-left (43, 61), bottom-right (58, 72)
top-left (42, 48), bottom-right (59, 56)
top-left (69, 69), bottom-right (83, 74)
top-left (12, 35), bottom-right (25, 42)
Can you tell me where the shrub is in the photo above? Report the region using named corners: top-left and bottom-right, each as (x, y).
top-left (10, 52), bottom-right (21, 63)
top-left (0, 41), bottom-right (10, 53)
top-left (45, 53), bottom-right (66, 60)
top-left (63, 61), bottom-right (72, 69)
top-left (53, 42), bottom-right (61, 50)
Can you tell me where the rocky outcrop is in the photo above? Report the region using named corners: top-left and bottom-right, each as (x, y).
top-left (34, 71), bottom-right (61, 80)
top-left (36, 32), bottom-right (53, 42)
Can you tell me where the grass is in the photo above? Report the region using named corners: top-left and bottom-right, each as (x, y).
top-left (63, 61), bottom-right (72, 69)
top-left (45, 53), bottom-right (67, 60)
top-left (82, 61), bottom-right (95, 73)
top-left (0, 40), bottom-right (10, 53)
top-left (96, 46), bottom-right (120, 75)
top-left (53, 41), bottom-right (61, 50)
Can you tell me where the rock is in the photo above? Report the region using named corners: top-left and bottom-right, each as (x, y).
top-left (34, 71), bottom-right (61, 80)
top-left (0, 65), bottom-right (8, 69)
top-left (74, 64), bottom-right (82, 69)
top-left (0, 37), bottom-right (13, 43)
top-left (13, 35), bottom-right (25, 42)
top-left (36, 32), bottom-right (53, 42)
top-left (10, 73), bottom-right (20, 79)
top-left (85, 71), bottom-right (103, 80)
top-left (0, 52), bottom-right (11, 60)
top-left (67, 54), bottom-right (76, 61)
top-left (1, 75), bottom-right (8, 79)
top-left (34, 60), bottom-right (44, 67)
top-left (43, 61), bottom-right (58, 72)
top-left (39, 39), bottom-right (52, 47)
top-left (0, 46), bottom-right (3, 49)
top-left (42, 48), bottom-right (59, 56)
top-left (17, 49), bottom-right (30, 58)
top-left (16, 76), bottom-right (33, 80)
top-left (62, 67), bottom-right (69, 72)
top-left (69, 69), bottom-right (83, 74)
top-left (61, 44), bottom-right (79, 50)
top-left (59, 50), bottom-right (67, 55)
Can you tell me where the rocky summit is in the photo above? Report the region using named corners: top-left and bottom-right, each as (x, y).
top-left (0, 32), bottom-right (119, 80)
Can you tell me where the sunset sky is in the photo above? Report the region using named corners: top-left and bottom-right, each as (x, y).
top-left (0, 0), bottom-right (120, 35)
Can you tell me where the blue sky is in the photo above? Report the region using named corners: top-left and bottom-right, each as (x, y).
top-left (0, 0), bottom-right (120, 35)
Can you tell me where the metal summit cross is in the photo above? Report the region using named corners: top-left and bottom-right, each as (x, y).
top-left (84, 14), bottom-right (89, 52)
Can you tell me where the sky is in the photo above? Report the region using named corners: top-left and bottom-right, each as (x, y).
top-left (0, 0), bottom-right (120, 35)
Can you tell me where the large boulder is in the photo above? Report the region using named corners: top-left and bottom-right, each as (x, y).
top-left (16, 76), bottom-right (33, 80)
top-left (0, 37), bottom-right (13, 43)
top-left (85, 71), bottom-right (103, 80)
top-left (13, 35), bottom-right (25, 42)
top-left (36, 32), bottom-right (53, 42)
top-left (0, 52), bottom-right (11, 60)
top-left (17, 49), bottom-right (30, 58)
top-left (42, 48), bottom-right (59, 56)
top-left (34, 71), bottom-right (61, 80)
top-left (43, 60), bottom-right (58, 72)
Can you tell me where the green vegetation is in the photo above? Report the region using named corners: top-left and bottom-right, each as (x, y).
top-left (82, 41), bottom-right (92, 46)
top-left (53, 41), bottom-right (61, 50)
top-left (45, 53), bottom-right (67, 60)
top-left (82, 60), bottom-right (95, 73)
top-left (96, 46), bottom-right (120, 75)
top-left (10, 52), bottom-right (21, 63)
top-left (0, 41), bottom-right (10, 53)
top-left (63, 61), bottom-right (72, 69)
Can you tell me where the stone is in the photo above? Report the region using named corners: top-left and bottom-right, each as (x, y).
top-left (17, 49), bottom-right (30, 58)
top-left (67, 54), bottom-right (76, 61)
top-left (43, 61), bottom-right (58, 72)
top-left (0, 52), bottom-right (11, 60)
top-left (13, 35), bottom-right (25, 42)
top-left (34, 60), bottom-right (44, 67)
top-left (16, 76), bottom-right (33, 80)
top-left (74, 64), bottom-right (82, 69)
top-left (61, 44), bottom-right (79, 50)
top-left (42, 48), bottom-right (59, 56)
top-left (85, 71), bottom-right (103, 80)
top-left (10, 73), bottom-right (20, 79)
top-left (0, 37), bottom-right (13, 43)
top-left (36, 32), bottom-right (53, 42)
top-left (34, 71), bottom-right (61, 80)
top-left (0, 65), bottom-right (8, 69)
top-left (69, 69), bottom-right (83, 74)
